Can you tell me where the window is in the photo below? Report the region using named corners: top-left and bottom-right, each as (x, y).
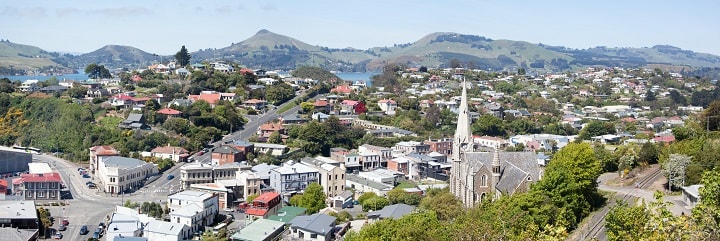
top-left (38, 191), bottom-right (45, 198)
top-left (481, 175), bottom-right (487, 187)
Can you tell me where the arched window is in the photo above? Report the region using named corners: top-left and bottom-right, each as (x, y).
top-left (481, 175), bottom-right (487, 187)
top-left (481, 192), bottom-right (487, 202)
top-left (473, 193), bottom-right (477, 203)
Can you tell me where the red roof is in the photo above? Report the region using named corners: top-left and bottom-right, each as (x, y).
top-left (245, 208), bottom-right (268, 216)
top-left (378, 99), bottom-right (396, 104)
top-left (313, 100), bottom-right (329, 107)
top-left (189, 93), bottom-right (221, 105)
top-left (341, 100), bottom-right (359, 106)
top-left (114, 94), bottom-right (134, 101)
top-left (13, 173), bottom-right (62, 184)
top-left (151, 146), bottom-right (188, 154)
top-left (653, 135), bottom-right (676, 143)
top-left (260, 123), bottom-right (284, 132)
top-left (0, 179), bottom-right (7, 189)
top-left (90, 146), bottom-right (119, 156)
top-left (157, 108), bottom-right (182, 115)
top-left (331, 85), bottom-right (353, 94)
top-left (253, 192), bottom-right (280, 203)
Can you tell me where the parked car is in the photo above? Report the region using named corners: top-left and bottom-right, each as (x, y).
top-left (61, 219), bottom-right (69, 226)
top-left (98, 222), bottom-right (105, 229)
top-left (79, 225), bottom-right (88, 235)
top-left (82, 174), bottom-right (90, 178)
top-left (53, 232), bottom-right (63, 239)
top-left (58, 224), bottom-right (66, 231)
top-left (167, 174), bottom-right (175, 180)
top-left (92, 231), bottom-right (100, 239)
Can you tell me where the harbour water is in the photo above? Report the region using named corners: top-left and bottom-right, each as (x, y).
top-left (2, 71), bottom-right (379, 86)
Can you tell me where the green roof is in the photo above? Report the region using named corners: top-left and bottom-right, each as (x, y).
top-left (267, 206), bottom-right (307, 223)
top-left (230, 219), bottom-right (285, 241)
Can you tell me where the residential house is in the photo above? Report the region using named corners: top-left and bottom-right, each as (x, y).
top-left (330, 85), bottom-right (353, 96)
top-left (257, 123), bottom-right (286, 141)
top-left (189, 91), bottom-right (236, 107)
top-left (244, 191), bottom-right (282, 220)
top-left (211, 145), bottom-right (244, 166)
top-left (11, 172), bottom-right (62, 200)
top-left (377, 99), bottom-right (397, 114)
top-left (167, 99), bottom-right (192, 108)
top-left (288, 214), bottom-right (337, 241)
top-left (86, 87), bottom-right (110, 99)
top-left (167, 190), bottom-right (219, 235)
top-left (38, 85), bottom-right (68, 94)
top-left (280, 115), bottom-right (309, 125)
top-left (237, 170), bottom-right (264, 199)
top-left (253, 143), bottom-right (288, 156)
top-left (118, 113), bottom-right (147, 130)
top-left (483, 102), bottom-right (504, 119)
top-left (424, 138), bottom-right (453, 156)
top-left (474, 136), bottom-right (511, 149)
top-left (19, 80), bottom-right (39, 92)
top-left (313, 99), bottom-right (332, 114)
top-left (157, 108), bottom-right (183, 118)
top-left (329, 149), bottom-right (361, 173)
top-left (106, 211), bottom-right (145, 240)
top-left (301, 157), bottom-right (346, 198)
top-left (357, 144), bottom-right (392, 170)
top-left (269, 161), bottom-right (319, 197)
top-left (144, 146), bottom-right (190, 162)
top-left (243, 99), bottom-right (267, 110)
top-left (367, 203), bottom-right (415, 221)
top-left (393, 141), bottom-right (430, 155)
top-left (98, 156), bottom-right (157, 194)
top-left (345, 174), bottom-right (393, 199)
top-left (339, 100), bottom-right (365, 115)
top-left (189, 183), bottom-right (230, 210)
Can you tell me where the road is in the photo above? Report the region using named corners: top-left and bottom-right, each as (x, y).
top-left (32, 153), bottom-right (163, 241)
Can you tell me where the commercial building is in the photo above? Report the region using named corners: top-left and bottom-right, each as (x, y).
top-left (98, 156), bottom-right (157, 194)
top-left (244, 192), bottom-right (282, 220)
top-left (0, 200), bottom-right (38, 241)
top-left (89, 145), bottom-right (119, 173)
top-left (11, 172), bottom-right (62, 200)
top-left (0, 149), bottom-right (32, 175)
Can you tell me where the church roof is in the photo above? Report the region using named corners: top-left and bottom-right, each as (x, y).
top-left (464, 151), bottom-right (539, 194)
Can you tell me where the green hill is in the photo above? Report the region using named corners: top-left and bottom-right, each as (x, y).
top-left (0, 41), bottom-right (61, 70)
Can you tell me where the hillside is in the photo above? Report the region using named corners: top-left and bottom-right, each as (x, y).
top-left (0, 41), bottom-right (62, 71)
top-left (63, 45), bottom-right (162, 69)
top-left (3, 30), bottom-right (720, 73)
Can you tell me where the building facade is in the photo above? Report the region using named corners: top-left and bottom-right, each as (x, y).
top-left (98, 156), bottom-right (157, 194)
top-left (269, 161), bottom-right (319, 196)
top-left (12, 173), bottom-right (62, 200)
top-left (167, 191), bottom-right (219, 235)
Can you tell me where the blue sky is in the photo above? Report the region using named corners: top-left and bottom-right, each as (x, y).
top-left (2, 0), bottom-right (719, 55)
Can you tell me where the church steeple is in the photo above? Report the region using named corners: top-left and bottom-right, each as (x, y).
top-left (453, 79), bottom-right (472, 159)
top-left (492, 146), bottom-right (501, 176)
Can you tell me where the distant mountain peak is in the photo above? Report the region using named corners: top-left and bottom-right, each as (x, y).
top-left (256, 29), bottom-right (271, 35)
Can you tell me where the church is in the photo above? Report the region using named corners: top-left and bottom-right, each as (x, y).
top-left (450, 81), bottom-right (544, 207)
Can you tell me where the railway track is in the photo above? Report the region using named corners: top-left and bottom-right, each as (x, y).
top-left (582, 167), bottom-right (662, 240)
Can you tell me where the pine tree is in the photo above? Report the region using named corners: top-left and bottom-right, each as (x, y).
top-left (175, 45), bottom-right (191, 67)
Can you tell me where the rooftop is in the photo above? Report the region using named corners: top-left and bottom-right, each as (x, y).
top-left (168, 190), bottom-right (214, 202)
top-left (267, 206), bottom-right (307, 223)
top-left (0, 201), bottom-right (36, 219)
top-left (368, 204), bottom-right (416, 219)
top-left (28, 163), bottom-right (52, 174)
top-left (230, 219), bottom-right (285, 241)
top-left (289, 213), bottom-right (336, 236)
top-left (103, 156), bottom-right (150, 169)
top-left (144, 219), bottom-right (186, 236)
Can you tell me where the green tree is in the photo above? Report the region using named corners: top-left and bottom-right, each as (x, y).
top-left (298, 182), bottom-right (326, 214)
top-left (67, 85), bottom-right (89, 99)
top-left (472, 114), bottom-right (505, 137)
top-left (246, 193), bottom-right (259, 202)
top-left (357, 192), bottom-right (378, 205)
top-left (701, 100), bottom-right (720, 131)
top-left (418, 188), bottom-right (463, 221)
top-left (693, 168), bottom-right (720, 239)
top-left (663, 154), bottom-right (691, 191)
top-left (268, 131), bottom-right (282, 144)
top-left (84, 63), bottom-right (111, 79)
top-left (645, 89), bottom-right (656, 101)
top-left (606, 192), bottom-right (696, 241)
top-left (387, 188), bottom-right (408, 204)
top-left (669, 89), bottom-right (687, 105)
top-left (174, 45), bottom-right (191, 67)
top-left (578, 121), bottom-right (615, 140)
top-left (638, 142), bottom-right (659, 164)
top-left (362, 196), bottom-right (390, 212)
top-left (37, 207), bottom-right (52, 238)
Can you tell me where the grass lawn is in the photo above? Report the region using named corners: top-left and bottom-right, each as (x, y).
top-left (395, 180), bottom-right (417, 189)
top-left (98, 116), bottom-right (122, 128)
top-left (277, 101), bottom-right (297, 114)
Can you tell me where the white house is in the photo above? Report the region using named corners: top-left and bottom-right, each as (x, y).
top-left (142, 146), bottom-right (190, 162)
top-left (167, 190), bottom-right (219, 235)
top-left (98, 156), bottom-right (157, 194)
top-left (377, 99), bottom-right (397, 114)
top-left (269, 161), bottom-right (319, 196)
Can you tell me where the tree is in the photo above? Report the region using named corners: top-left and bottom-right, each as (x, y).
top-left (669, 89), bottom-right (687, 105)
top-left (644, 89), bottom-right (656, 102)
top-left (246, 193), bottom-right (259, 202)
top-left (362, 196), bottom-right (390, 212)
top-left (418, 188), bottom-right (463, 221)
top-left (37, 207), bottom-right (52, 238)
top-left (701, 100), bottom-right (720, 131)
top-left (693, 168), bottom-right (720, 239)
top-left (472, 114), bottom-right (505, 137)
top-left (174, 45), bottom-right (191, 67)
top-left (387, 188), bottom-right (408, 204)
top-left (67, 85), bottom-right (88, 99)
top-left (578, 121), bottom-right (615, 140)
top-left (357, 192), bottom-right (378, 205)
top-left (637, 142), bottom-right (659, 164)
top-left (298, 182), bottom-right (326, 214)
top-left (663, 154), bottom-right (691, 191)
top-left (268, 131), bottom-right (282, 144)
top-left (84, 63), bottom-right (111, 79)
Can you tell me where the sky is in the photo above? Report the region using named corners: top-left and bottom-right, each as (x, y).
top-left (2, 0), bottom-right (719, 55)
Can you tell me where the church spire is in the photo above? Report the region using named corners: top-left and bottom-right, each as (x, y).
top-left (453, 79), bottom-right (472, 158)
